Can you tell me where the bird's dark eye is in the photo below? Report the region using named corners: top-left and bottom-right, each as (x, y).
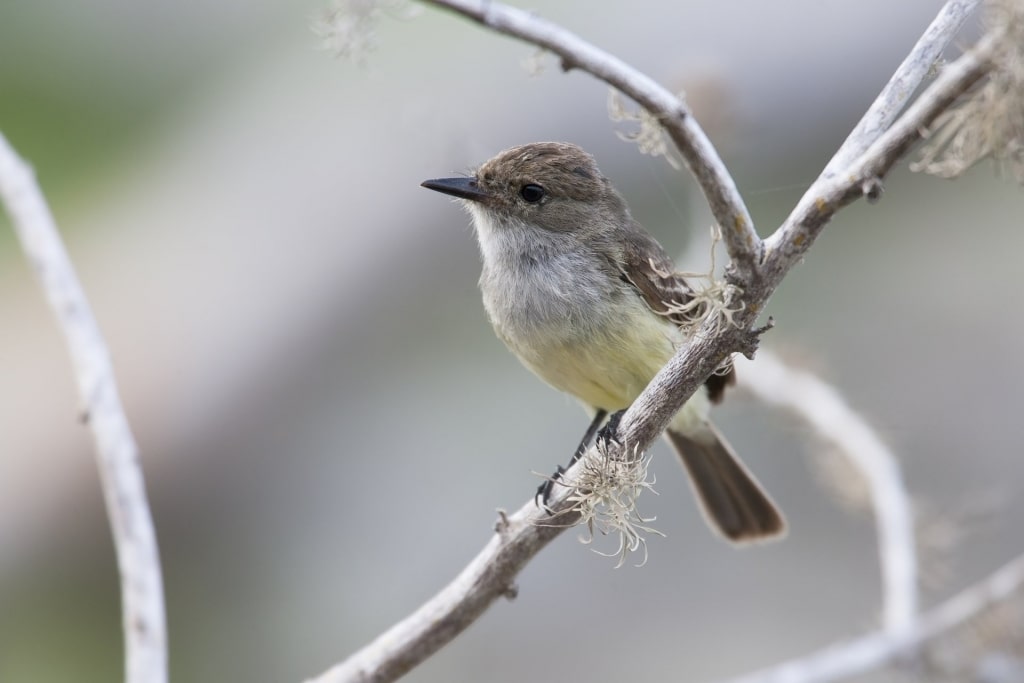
top-left (519, 184), bottom-right (545, 203)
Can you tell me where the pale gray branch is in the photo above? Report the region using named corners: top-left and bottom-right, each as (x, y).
top-left (0, 132), bottom-right (168, 683)
top-left (822, 0), bottom-right (982, 178)
top-left (421, 0), bottom-right (763, 280)
top-left (718, 551), bottom-right (1024, 683)
top-left (760, 29), bottom-right (996, 291)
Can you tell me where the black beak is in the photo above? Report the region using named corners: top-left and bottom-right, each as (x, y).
top-left (421, 176), bottom-right (490, 202)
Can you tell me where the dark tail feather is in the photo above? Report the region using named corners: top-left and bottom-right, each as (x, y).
top-left (665, 424), bottom-right (785, 543)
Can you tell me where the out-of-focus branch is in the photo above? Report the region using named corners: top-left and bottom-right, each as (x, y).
top-left (421, 0), bottom-right (763, 280)
top-left (0, 133), bottom-right (168, 683)
top-left (718, 551), bottom-right (1024, 683)
top-left (734, 352), bottom-right (917, 636)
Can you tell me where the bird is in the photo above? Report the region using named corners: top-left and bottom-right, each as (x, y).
top-left (421, 142), bottom-right (784, 543)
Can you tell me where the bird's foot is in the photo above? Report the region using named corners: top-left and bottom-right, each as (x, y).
top-left (534, 465), bottom-right (567, 511)
top-left (596, 409), bottom-right (626, 447)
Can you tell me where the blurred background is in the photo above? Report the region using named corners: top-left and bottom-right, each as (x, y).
top-left (1, 1), bottom-right (1021, 681)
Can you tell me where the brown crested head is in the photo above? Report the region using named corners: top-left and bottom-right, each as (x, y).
top-left (475, 142), bottom-right (605, 203)
top-left (421, 142), bottom-right (632, 236)
top-left (484, 142), bottom-right (628, 232)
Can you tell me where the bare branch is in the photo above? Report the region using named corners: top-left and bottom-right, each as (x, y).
top-left (735, 352), bottom-right (918, 636)
top-left (719, 551), bottom-right (1024, 683)
top-left (822, 0), bottom-right (982, 178)
top-left (760, 29), bottom-right (996, 291)
top-left (420, 0), bottom-right (763, 280)
top-left (0, 132), bottom-right (168, 683)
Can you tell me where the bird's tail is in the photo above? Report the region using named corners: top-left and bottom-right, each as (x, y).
top-left (664, 424), bottom-right (785, 543)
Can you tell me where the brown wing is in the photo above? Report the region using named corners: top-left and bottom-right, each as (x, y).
top-left (617, 227), bottom-right (735, 404)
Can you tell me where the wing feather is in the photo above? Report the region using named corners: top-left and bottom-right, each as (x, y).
top-left (616, 226), bottom-right (735, 403)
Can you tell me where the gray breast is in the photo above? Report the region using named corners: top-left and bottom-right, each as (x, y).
top-left (480, 240), bottom-right (621, 349)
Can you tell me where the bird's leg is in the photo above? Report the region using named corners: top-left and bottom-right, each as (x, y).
top-left (595, 409), bottom-right (626, 446)
top-left (536, 408), bottom-right (608, 509)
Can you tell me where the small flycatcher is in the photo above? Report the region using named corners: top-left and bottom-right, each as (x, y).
top-left (422, 142), bottom-right (784, 543)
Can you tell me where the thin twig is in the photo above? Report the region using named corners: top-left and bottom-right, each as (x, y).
top-left (0, 132), bottom-right (168, 683)
top-left (822, 0), bottom-right (982, 178)
top-left (421, 0), bottom-right (763, 280)
top-left (735, 352), bottom-right (917, 636)
top-left (760, 29), bottom-right (996, 292)
top-left (717, 551), bottom-right (1024, 683)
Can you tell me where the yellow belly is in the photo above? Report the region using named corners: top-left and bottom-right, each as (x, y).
top-left (505, 297), bottom-right (709, 431)
top-left (521, 319), bottom-right (674, 410)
